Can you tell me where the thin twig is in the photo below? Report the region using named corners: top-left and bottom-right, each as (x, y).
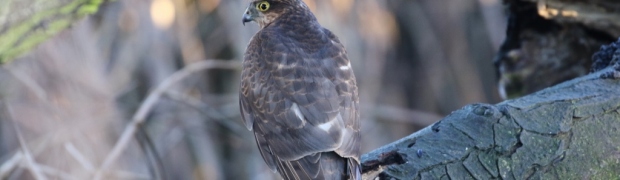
top-left (0, 152), bottom-right (22, 178)
top-left (135, 124), bottom-right (165, 180)
top-left (59, 143), bottom-right (152, 179)
top-left (8, 106), bottom-right (48, 180)
top-left (93, 60), bottom-right (241, 180)
top-left (64, 142), bottom-right (95, 171)
top-left (23, 163), bottom-right (78, 180)
top-left (0, 133), bottom-right (52, 179)
top-left (163, 90), bottom-right (245, 135)
top-left (6, 68), bottom-right (47, 100)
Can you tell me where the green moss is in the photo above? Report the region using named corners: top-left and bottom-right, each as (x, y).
top-left (0, 0), bottom-right (108, 64)
top-left (79, 0), bottom-right (104, 15)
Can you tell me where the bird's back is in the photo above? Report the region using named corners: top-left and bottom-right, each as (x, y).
top-left (239, 1), bottom-right (361, 180)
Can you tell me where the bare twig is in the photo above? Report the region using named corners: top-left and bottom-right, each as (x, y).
top-left (8, 106), bottom-right (48, 180)
top-left (0, 134), bottom-right (53, 178)
top-left (94, 60), bottom-right (241, 180)
top-left (64, 142), bottom-right (95, 171)
top-left (5, 68), bottom-right (47, 100)
top-left (163, 90), bottom-right (245, 135)
top-left (24, 163), bottom-right (78, 180)
top-left (19, 143), bottom-right (151, 180)
top-left (0, 152), bottom-right (22, 178)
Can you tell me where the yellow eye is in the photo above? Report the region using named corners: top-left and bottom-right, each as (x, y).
top-left (256, 1), bottom-right (270, 12)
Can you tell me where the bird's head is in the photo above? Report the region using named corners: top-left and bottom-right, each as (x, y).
top-left (242, 0), bottom-right (310, 28)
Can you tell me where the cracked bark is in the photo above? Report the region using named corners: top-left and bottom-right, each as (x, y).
top-left (361, 67), bottom-right (620, 179)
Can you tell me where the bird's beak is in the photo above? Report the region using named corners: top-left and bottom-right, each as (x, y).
top-left (242, 7), bottom-right (254, 26)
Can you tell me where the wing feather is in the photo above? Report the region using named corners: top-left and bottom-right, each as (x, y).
top-left (240, 26), bottom-right (360, 179)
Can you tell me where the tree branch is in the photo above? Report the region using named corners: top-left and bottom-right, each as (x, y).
top-left (93, 60), bottom-right (241, 180)
top-left (0, 0), bottom-right (108, 64)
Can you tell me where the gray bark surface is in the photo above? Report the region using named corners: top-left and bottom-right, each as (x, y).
top-left (361, 67), bottom-right (620, 179)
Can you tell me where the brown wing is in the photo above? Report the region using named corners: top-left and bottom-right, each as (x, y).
top-left (240, 27), bottom-right (360, 179)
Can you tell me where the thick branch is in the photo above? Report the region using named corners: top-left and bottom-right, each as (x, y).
top-left (361, 67), bottom-right (620, 179)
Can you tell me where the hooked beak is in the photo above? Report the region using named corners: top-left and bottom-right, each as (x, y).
top-left (242, 8), bottom-right (254, 26)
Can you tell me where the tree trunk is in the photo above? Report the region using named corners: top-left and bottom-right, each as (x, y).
top-left (495, 0), bottom-right (619, 99)
top-left (362, 0), bottom-right (620, 178)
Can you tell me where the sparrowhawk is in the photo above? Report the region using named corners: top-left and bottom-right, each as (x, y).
top-left (240, 0), bottom-right (361, 179)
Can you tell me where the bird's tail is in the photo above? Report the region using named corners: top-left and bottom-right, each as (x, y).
top-left (276, 152), bottom-right (360, 180)
top-left (347, 157), bottom-right (361, 180)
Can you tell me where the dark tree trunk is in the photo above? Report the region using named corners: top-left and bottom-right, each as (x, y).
top-left (494, 0), bottom-right (619, 99)
top-left (362, 0), bottom-right (620, 178)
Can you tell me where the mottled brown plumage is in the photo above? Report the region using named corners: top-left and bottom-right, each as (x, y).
top-left (239, 0), bottom-right (361, 179)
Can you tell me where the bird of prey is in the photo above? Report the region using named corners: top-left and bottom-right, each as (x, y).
top-left (239, 0), bottom-right (361, 179)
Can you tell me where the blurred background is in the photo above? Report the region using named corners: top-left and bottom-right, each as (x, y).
top-left (0, 0), bottom-right (507, 179)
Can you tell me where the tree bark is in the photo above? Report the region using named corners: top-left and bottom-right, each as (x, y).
top-left (0, 0), bottom-right (106, 64)
top-left (361, 66), bottom-right (620, 179)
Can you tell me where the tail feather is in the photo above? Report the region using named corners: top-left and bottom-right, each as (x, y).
top-left (347, 158), bottom-right (361, 180)
top-left (277, 160), bottom-right (300, 180)
top-left (275, 152), bottom-right (360, 180)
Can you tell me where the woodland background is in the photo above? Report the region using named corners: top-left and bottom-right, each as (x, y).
top-left (1, 0), bottom-right (607, 179)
